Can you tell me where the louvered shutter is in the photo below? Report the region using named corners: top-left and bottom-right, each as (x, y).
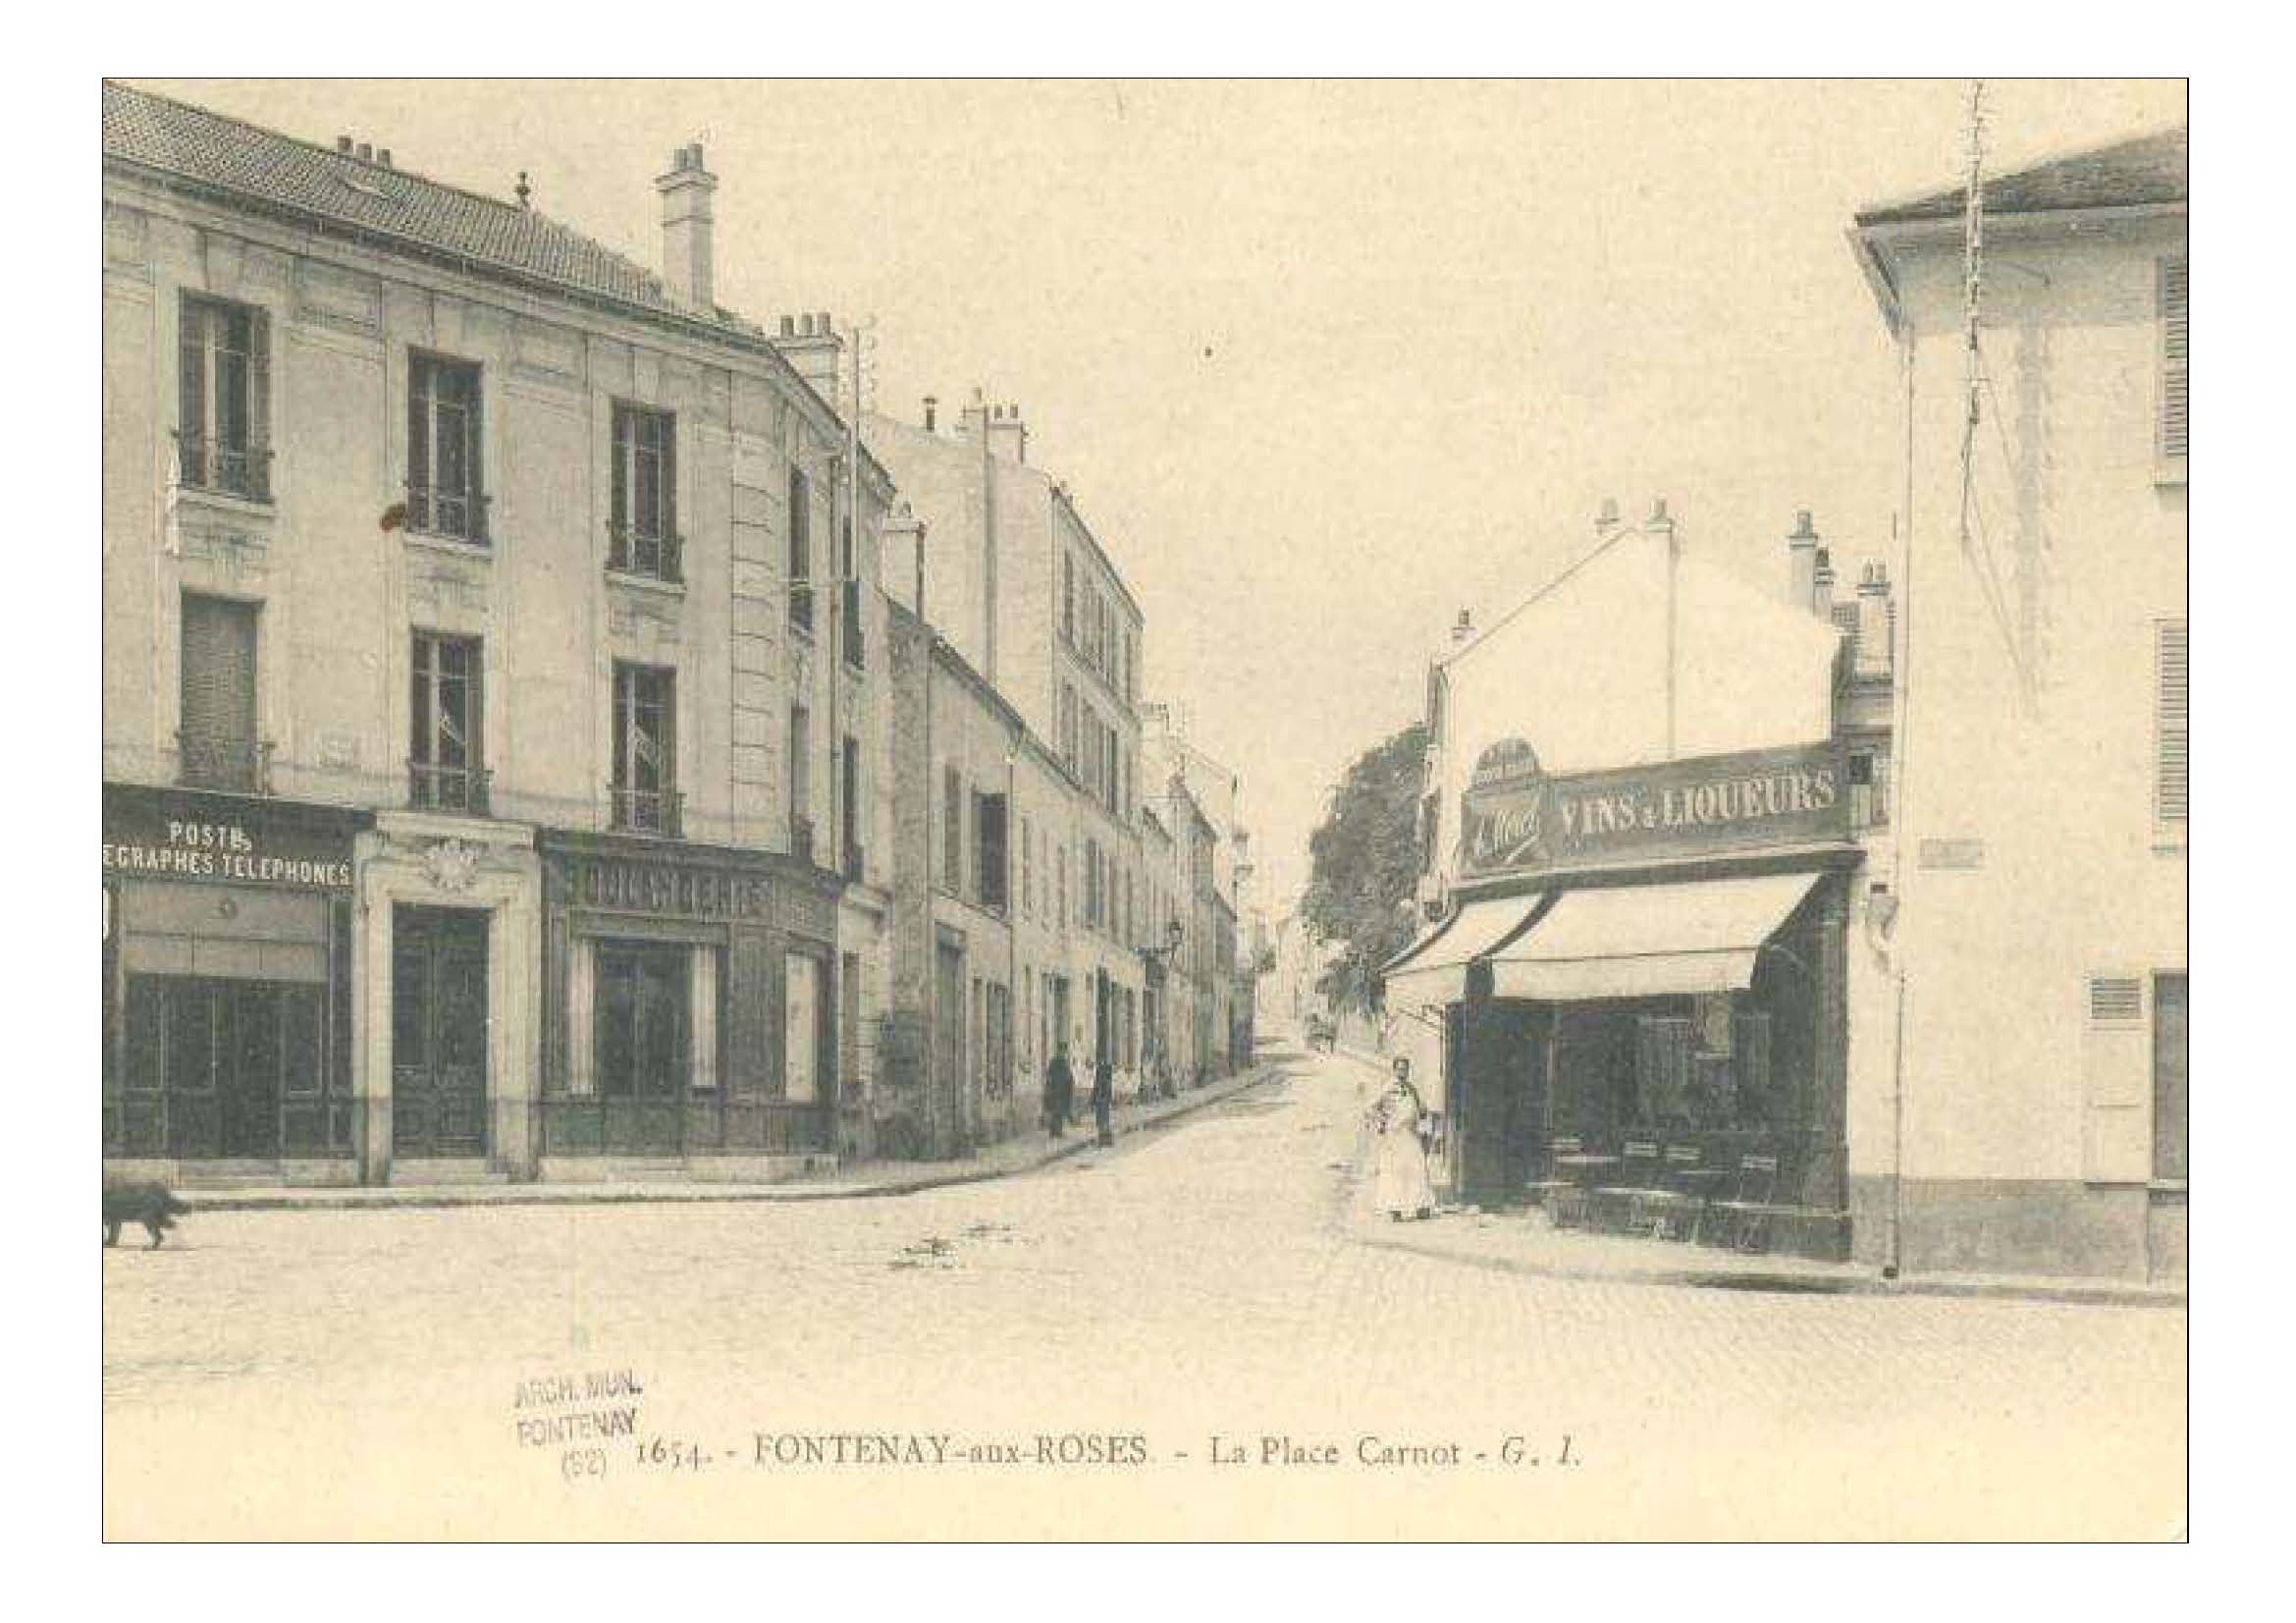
top-left (181, 594), bottom-right (256, 786)
top-left (2156, 621), bottom-right (2188, 825)
top-left (2088, 975), bottom-right (2144, 1026)
top-left (2160, 256), bottom-right (2187, 460)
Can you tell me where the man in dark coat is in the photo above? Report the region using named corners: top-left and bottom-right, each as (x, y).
top-left (1043, 1043), bottom-right (1076, 1141)
top-left (1091, 1051), bottom-right (1116, 1148)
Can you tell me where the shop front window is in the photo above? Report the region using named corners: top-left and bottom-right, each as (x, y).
top-left (593, 943), bottom-right (690, 1099)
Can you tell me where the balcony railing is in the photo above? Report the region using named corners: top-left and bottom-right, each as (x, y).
top-left (610, 785), bottom-right (683, 839)
top-left (840, 578), bottom-right (865, 670)
top-left (409, 760), bottom-right (492, 816)
top-left (404, 481), bottom-right (490, 546)
top-left (608, 522), bottom-right (684, 584)
top-left (178, 733), bottom-right (274, 795)
top-left (790, 814), bottom-right (816, 865)
top-left (173, 432), bottom-right (275, 504)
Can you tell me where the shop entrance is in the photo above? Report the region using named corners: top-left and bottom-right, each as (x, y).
top-left (129, 977), bottom-right (323, 1158)
top-left (392, 905), bottom-right (490, 1158)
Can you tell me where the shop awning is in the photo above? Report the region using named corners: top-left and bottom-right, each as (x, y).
top-left (1380, 893), bottom-right (1545, 1010)
top-left (1486, 871), bottom-right (1822, 1001)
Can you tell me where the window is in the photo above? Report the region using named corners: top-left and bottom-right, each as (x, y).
top-left (593, 943), bottom-right (691, 1098)
top-left (986, 982), bottom-right (1011, 1100)
top-left (2152, 972), bottom-right (2187, 1182)
top-left (840, 734), bottom-right (862, 878)
top-left (609, 403), bottom-right (679, 579)
top-left (180, 592), bottom-right (262, 791)
top-left (410, 631), bottom-right (486, 812)
top-left (178, 296), bottom-right (270, 500)
top-left (2160, 255), bottom-right (2187, 462)
top-left (1847, 749), bottom-right (1889, 831)
top-left (789, 704), bottom-right (813, 860)
top-left (788, 465), bottom-right (814, 632)
top-left (406, 352), bottom-right (486, 542)
top-left (979, 792), bottom-right (1009, 912)
top-left (784, 952), bottom-right (826, 1104)
top-left (1021, 815), bottom-right (1036, 918)
top-left (2156, 621), bottom-right (2187, 830)
top-left (611, 663), bottom-right (677, 835)
top-left (942, 767), bottom-right (963, 894)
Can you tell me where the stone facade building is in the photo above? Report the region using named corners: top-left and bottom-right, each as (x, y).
top-left (101, 81), bottom-right (896, 1185)
top-left (1847, 127), bottom-right (2187, 1280)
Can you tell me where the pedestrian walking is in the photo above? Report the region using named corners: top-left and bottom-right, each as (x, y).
top-left (1091, 1051), bottom-right (1116, 1147)
top-left (1043, 1042), bottom-right (1076, 1142)
top-left (1370, 1056), bottom-right (1435, 1222)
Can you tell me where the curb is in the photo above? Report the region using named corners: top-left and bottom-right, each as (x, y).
top-left (177, 1066), bottom-right (1279, 1216)
top-left (1350, 1222), bottom-right (2186, 1312)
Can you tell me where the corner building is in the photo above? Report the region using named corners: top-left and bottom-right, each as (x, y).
top-left (102, 83), bottom-right (896, 1185)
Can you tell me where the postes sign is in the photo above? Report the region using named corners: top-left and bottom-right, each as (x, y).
top-left (101, 786), bottom-right (359, 890)
top-left (1456, 738), bottom-right (1848, 881)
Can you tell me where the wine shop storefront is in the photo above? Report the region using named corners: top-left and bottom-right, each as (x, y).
top-left (535, 832), bottom-right (845, 1179)
top-left (1385, 739), bottom-right (1864, 1260)
top-left (103, 784), bottom-right (366, 1181)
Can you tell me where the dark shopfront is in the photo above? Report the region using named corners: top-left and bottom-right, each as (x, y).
top-left (1393, 739), bottom-right (1859, 1259)
top-left (103, 784), bottom-right (365, 1169)
top-left (536, 833), bottom-right (842, 1168)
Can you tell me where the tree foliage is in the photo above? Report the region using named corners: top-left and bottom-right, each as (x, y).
top-left (1303, 722), bottom-right (1427, 1016)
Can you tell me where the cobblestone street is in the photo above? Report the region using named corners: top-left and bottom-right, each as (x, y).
top-left (103, 1051), bottom-right (2186, 1540)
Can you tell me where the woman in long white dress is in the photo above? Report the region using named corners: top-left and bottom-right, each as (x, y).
top-left (1372, 1058), bottom-right (1436, 1221)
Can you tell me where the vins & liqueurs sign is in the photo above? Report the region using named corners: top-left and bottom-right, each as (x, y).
top-left (1457, 738), bottom-right (1848, 881)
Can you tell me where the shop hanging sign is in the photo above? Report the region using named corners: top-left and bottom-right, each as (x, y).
top-left (101, 788), bottom-right (356, 890)
top-left (1457, 738), bottom-right (1848, 881)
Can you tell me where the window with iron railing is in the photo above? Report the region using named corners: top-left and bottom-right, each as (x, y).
top-left (407, 352), bottom-right (487, 543)
top-left (410, 631), bottom-right (488, 814)
top-left (787, 465), bottom-right (814, 633)
top-left (611, 662), bottom-right (678, 835)
top-left (609, 402), bottom-right (681, 581)
top-left (178, 295), bottom-right (272, 502)
top-left (840, 577), bottom-right (865, 669)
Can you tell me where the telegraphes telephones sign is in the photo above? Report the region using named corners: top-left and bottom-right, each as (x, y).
top-left (101, 787), bottom-right (357, 890)
top-left (1456, 738), bottom-right (1849, 880)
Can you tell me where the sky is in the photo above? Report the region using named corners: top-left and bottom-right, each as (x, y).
top-left (147, 78), bottom-right (2185, 913)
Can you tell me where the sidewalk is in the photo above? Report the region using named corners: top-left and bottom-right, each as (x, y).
top-left (1326, 1041), bottom-right (2183, 1310)
top-left (177, 1064), bottom-right (1278, 1215)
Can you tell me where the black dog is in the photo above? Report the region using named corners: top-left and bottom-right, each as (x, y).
top-left (103, 1180), bottom-right (187, 1249)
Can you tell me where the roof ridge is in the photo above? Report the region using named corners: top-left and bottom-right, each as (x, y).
top-left (104, 79), bottom-right (679, 312)
top-left (108, 80), bottom-right (534, 225)
top-left (1854, 120), bottom-right (2185, 224)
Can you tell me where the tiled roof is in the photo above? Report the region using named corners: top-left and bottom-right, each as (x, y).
top-left (1856, 126), bottom-right (2186, 227)
top-left (102, 80), bottom-right (765, 341)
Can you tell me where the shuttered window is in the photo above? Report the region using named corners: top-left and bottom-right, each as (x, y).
top-left (180, 593), bottom-right (258, 790)
top-left (2160, 255), bottom-right (2187, 460)
top-left (2088, 975), bottom-right (2144, 1027)
top-left (2156, 620), bottom-right (2188, 827)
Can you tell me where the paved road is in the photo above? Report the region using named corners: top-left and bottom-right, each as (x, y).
top-left (103, 1050), bottom-right (2186, 1539)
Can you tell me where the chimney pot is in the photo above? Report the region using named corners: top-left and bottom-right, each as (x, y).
top-left (1650, 498), bottom-right (1670, 523)
top-left (355, 142), bottom-right (373, 162)
top-left (779, 315), bottom-right (795, 337)
top-left (377, 148), bottom-right (392, 168)
top-left (337, 135), bottom-right (352, 154)
top-left (514, 171), bottom-right (531, 208)
top-left (1597, 496), bottom-right (1620, 531)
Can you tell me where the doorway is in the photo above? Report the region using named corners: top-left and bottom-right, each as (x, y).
top-left (392, 905), bottom-right (490, 1158)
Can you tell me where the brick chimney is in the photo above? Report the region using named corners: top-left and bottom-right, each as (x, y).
top-left (655, 143), bottom-right (718, 310)
top-left (772, 311), bottom-right (842, 397)
top-left (1855, 562), bottom-right (1895, 676)
top-left (1787, 510), bottom-right (1820, 614)
top-left (985, 403), bottom-right (1029, 464)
